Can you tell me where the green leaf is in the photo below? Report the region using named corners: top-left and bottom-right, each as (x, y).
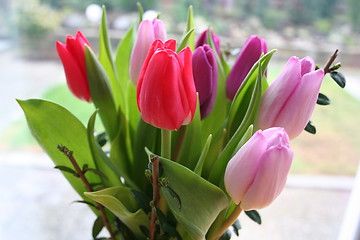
top-left (176, 28), bottom-right (195, 53)
top-left (219, 230), bottom-right (232, 240)
top-left (137, 2), bottom-right (144, 24)
top-left (207, 55), bottom-right (267, 186)
top-left (85, 46), bottom-right (119, 142)
top-left (193, 134), bottom-right (212, 175)
top-left (114, 27), bottom-right (139, 132)
top-left (87, 111), bottom-right (122, 187)
top-left (158, 157), bottom-right (229, 240)
top-left (92, 216), bottom-right (104, 239)
top-left (85, 187), bottom-right (149, 239)
top-left (185, 5), bottom-right (195, 51)
top-left (317, 92), bottom-right (330, 105)
top-left (72, 200), bottom-right (97, 208)
top-left (95, 132), bottom-right (107, 147)
top-left (245, 210), bottom-right (262, 224)
top-left (232, 219), bottom-right (241, 236)
top-left (201, 128), bottom-right (227, 179)
top-left (330, 71), bottom-right (346, 88)
top-left (132, 119), bottom-right (160, 190)
top-left (305, 121), bottom-right (316, 134)
top-left (227, 50), bottom-right (276, 138)
top-left (54, 165), bottom-right (78, 177)
top-left (99, 6), bottom-right (124, 110)
top-left (114, 26), bottom-right (134, 91)
top-left (18, 99), bottom-right (101, 203)
top-left (175, 96), bottom-right (202, 170)
top-left (114, 27), bottom-right (138, 131)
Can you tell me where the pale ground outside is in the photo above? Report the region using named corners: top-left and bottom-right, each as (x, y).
top-left (0, 41), bottom-right (359, 239)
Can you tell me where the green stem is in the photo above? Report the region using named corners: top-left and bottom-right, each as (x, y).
top-left (159, 129), bottom-right (172, 215)
top-left (207, 204), bottom-right (242, 240)
top-left (161, 129), bottom-right (172, 159)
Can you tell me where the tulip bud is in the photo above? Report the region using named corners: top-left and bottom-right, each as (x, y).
top-left (130, 18), bottom-right (167, 85)
top-left (192, 44), bottom-right (218, 119)
top-left (56, 31), bottom-right (91, 102)
top-left (226, 35), bottom-right (267, 101)
top-left (137, 39), bottom-right (197, 130)
top-left (195, 29), bottom-right (221, 56)
top-left (224, 127), bottom-right (293, 210)
top-left (258, 57), bottom-right (324, 139)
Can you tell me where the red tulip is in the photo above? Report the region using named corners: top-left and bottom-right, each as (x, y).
top-left (137, 39), bottom-right (197, 130)
top-left (56, 31), bottom-right (91, 102)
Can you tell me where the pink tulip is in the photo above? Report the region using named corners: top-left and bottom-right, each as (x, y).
top-left (224, 127), bottom-right (293, 210)
top-left (130, 18), bottom-right (167, 85)
top-left (226, 35), bottom-right (267, 100)
top-left (56, 31), bottom-right (91, 102)
top-left (137, 39), bottom-right (197, 130)
top-left (258, 56), bottom-right (324, 139)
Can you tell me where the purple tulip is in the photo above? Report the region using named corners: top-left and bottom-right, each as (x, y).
top-left (224, 127), bottom-right (293, 210)
top-left (130, 18), bottom-right (167, 85)
top-left (192, 44), bottom-right (218, 119)
top-left (258, 56), bottom-right (324, 139)
top-left (195, 29), bottom-right (221, 56)
top-left (226, 35), bottom-right (267, 100)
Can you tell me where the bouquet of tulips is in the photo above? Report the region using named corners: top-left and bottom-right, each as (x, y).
top-left (18, 5), bottom-right (345, 240)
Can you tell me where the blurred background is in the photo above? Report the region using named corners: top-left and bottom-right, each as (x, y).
top-left (0, 0), bottom-right (359, 239)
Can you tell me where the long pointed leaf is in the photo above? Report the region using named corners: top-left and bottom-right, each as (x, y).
top-left (85, 46), bottom-right (119, 142)
top-left (99, 6), bottom-right (124, 110)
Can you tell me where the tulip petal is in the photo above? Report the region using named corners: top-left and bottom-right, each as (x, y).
top-left (226, 36), bottom-right (264, 100)
top-left (56, 41), bottom-right (90, 102)
top-left (240, 146), bottom-right (293, 210)
top-left (274, 69), bottom-right (324, 139)
top-left (300, 56), bottom-right (316, 76)
top-left (258, 57), bottom-right (302, 130)
top-left (178, 47), bottom-right (196, 125)
top-left (224, 131), bottom-right (267, 204)
top-left (130, 20), bottom-right (156, 84)
top-left (152, 18), bottom-right (167, 40)
top-left (138, 50), bottom-right (186, 130)
top-left (192, 47), bottom-right (213, 104)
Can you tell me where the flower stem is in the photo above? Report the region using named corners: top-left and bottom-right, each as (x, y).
top-left (57, 144), bottom-right (116, 240)
top-left (161, 129), bottom-right (172, 159)
top-left (207, 204), bottom-right (242, 240)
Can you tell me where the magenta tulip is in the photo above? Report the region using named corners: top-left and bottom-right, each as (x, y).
top-left (137, 39), bottom-right (197, 130)
top-left (195, 29), bottom-right (221, 55)
top-left (258, 56), bottom-right (324, 139)
top-left (224, 127), bottom-right (293, 210)
top-left (130, 18), bottom-right (167, 85)
top-left (56, 31), bottom-right (91, 102)
top-left (192, 44), bottom-right (218, 119)
top-left (226, 35), bottom-right (267, 101)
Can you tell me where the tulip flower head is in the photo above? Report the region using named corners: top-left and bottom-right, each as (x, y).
top-left (56, 31), bottom-right (91, 102)
top-left (224, 127), bottom-right (293, 210)
top-left (195, 29), bottom-right (221, 56)
top-left (130, 18), bottom-right (167, 85)
top-left (258, 56), bottom-right (324, 139)
top-left (226, 35), bottom-right (267, 101)
top-left (137, 39), bottom-right (197, 130)
top-left (192, 44), bottom-right (218, 119)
